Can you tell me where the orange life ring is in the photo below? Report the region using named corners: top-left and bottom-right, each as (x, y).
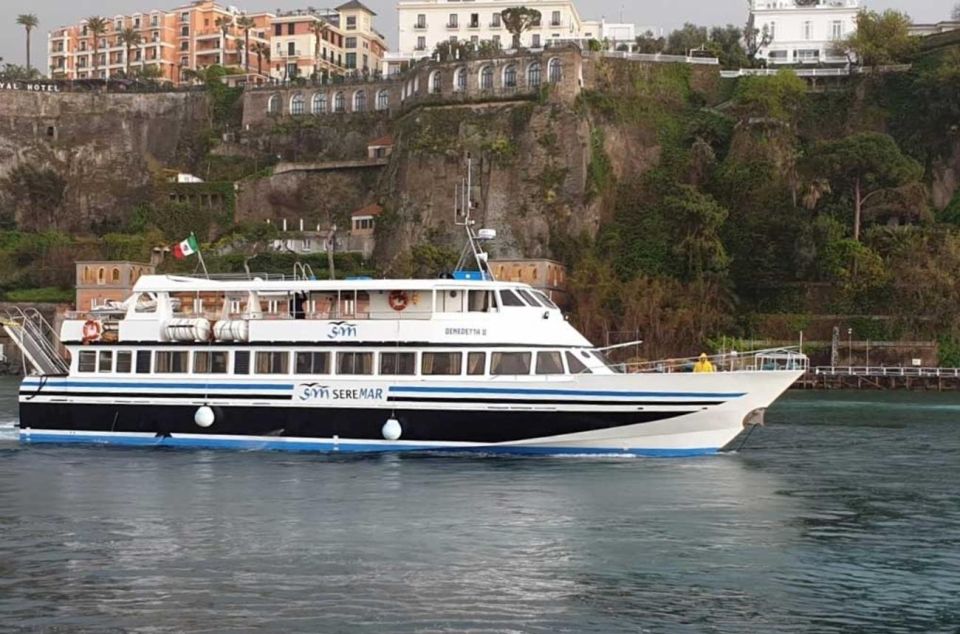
top-left (81, 319), bottom-right (102, 344)
top-left (388, 290), bottom-right (409, 312)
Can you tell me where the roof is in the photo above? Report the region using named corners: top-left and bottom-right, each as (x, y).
top-left (351, 203), bottom-right (383, 217)
top-left (335, 0), bottom-right (376, 16)
top-left (132, 275), bottom-right (531, 294)
top-left (368, 134), bottom-right (394, 147)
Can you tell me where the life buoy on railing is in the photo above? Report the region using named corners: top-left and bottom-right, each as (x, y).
top-left (81, 319), bottom-right (102, 344)
top-left (388, 290), bottom-right (409, 312)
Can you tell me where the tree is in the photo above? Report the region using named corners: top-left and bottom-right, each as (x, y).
top-left (500, 7), bottom-right (541, 50)
top-left (118, 27), bottom-right (142, 76)
top-left (814, 132), bottom-right (924, 241)
top-left (1, 164), bottom-right (67, 230)
top-left (664, 185), bottom-right (730, 279)
top-left (953, 3), bottom-right (960, 21)
top-left (85, 16), bottom-right (108, 78)
top-left (743, 18), bottom-right (772, 65)
top-left (236, 15), bottom-right (256, 74)
top-left (16, 14), bottom-right (38, 73)
top-left (837, 10), bottom-right (917, 67)
top-left (215, 15), bottom-right (234, 66)
top-left (252, 41), bottom-right (270, 77)
top-left (707, 25), bottom-right (748, 68)
top-left (311, 18), bottom-right (329, 77)
top-left (733, 70), bottom-right (806, 122)
top-left (635, 30), bottom-right (665, 54)
top-left (665, 23), bottom-right (708, 56)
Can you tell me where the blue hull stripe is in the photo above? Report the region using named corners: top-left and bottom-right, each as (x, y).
top-left (388, 386), bottom-right (746, 399)
top-left (19, 432), bottom-right (718, 458)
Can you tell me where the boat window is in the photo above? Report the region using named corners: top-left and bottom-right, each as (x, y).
top-left (517, 289), bottom-right (543, 307)
top-left (380, 351), bottom-right (417, 375)
top-left (467, 351), bottom-right (486, 375)
top-left (78, 351), bottom-right (96, 372)
top-left (468, 290), bottom-right (494, 312)
top-left (134, 292), bottom-right (158, 314)
top-left (499, 290), bottom-right (525, 307)
top-left (295, 351), bottom-right (330, 375)
top-left (98, 351), bottom-right (113, 373)
top-left (255, 351), bottom-right (289, 374)
top-left (591, 350), bottom-right (623, 373)
top-left (338, 352), bottom-right (374, 375)
top-left (491, 351), bottom-right (532, 375)
top-left (565, 351), bottom-right (591, 374)
top-left (536, 351), bottom-right (564, 375)
top-left (194, 351), bottom-right (229, 374)
top-left (116, 351), bottom-right (132, 373)
top-left (422, 352), bottom-right (462, 376)
top-left (156, 351), bottom-right (189, 373)
top-left (136, 350), bottom-right (152, 374)
top-left (532, 290), bottom-right (558, 310)
top-left (234, 350), bottom-right (251, 374)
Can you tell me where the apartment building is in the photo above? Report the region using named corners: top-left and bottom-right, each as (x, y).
top-left (47, 0), bottom-right (386, 84)
top-left (269, 1), bottom-right (387, 81)
top-left (749, 0), bottom-right (860, 65)
top-left (397, 0), bottom-right (597, 57)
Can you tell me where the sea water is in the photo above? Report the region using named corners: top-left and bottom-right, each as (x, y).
top-left (0, 378), bottom-right (958, 632)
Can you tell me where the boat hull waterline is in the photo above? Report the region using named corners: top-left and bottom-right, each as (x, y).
top-left (17, 371), bottom-right (802, 457)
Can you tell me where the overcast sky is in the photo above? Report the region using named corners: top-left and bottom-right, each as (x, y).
top-left (0, 0), bottom-right (952, 72)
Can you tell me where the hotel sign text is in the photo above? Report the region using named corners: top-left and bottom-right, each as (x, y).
top-left (0, 82), bottom-right (61, 93)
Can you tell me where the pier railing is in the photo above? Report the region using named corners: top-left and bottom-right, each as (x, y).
top-left (814, 366), bottom-right (960, 378)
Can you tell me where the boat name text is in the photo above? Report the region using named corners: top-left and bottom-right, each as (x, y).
top-left (296, 383), bottom-right (384, 401)
top-left (445, 327), bottom-right (488, 336)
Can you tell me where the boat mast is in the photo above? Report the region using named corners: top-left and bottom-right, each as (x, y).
top-left (454, 153), bottom-right (495, 280)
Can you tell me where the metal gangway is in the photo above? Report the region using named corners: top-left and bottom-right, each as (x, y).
top-left (1, 307), bottom-right (69, 376)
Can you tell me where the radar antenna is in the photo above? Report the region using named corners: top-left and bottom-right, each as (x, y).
top-left (453, 153), bottom-right (496, 280)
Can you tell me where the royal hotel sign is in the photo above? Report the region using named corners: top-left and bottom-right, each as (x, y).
top-left (0, 81), bottom-right (61, 93)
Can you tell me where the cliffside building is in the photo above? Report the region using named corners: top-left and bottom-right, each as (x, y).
top-left (749, 0), bottom-right (859, 66)
top-left (76, 261), bottom-right (155, 311)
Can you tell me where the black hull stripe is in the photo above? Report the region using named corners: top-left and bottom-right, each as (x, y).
top-left (21, 390), bottom-right (293, 401)
top-left (19, 402), bottom-right (688, 444)
top-left (386, 396), bottom-right (721, 406)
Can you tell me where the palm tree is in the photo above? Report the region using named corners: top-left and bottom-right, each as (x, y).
top-left (118, 27), bottom-right (142, 76)
top-left (16, 14), bottom-right (39, 73)
top-left (311, 18), bottom-right (329, 77)
top-left (86, 16), bottom-right (109, 78)
top-left (235, 15), bottom-right (256, 73)
top-left (214, 15), bottom-right (233, 66)
top-left (252, 41), bottom-right (270, 77)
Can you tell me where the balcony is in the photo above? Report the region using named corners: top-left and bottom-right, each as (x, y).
top-left (413, 22), bottom-right (427, 30)
top-left (551, 20), bottom-right (562, 27)
top-left (489, 22), bottom-right (502, 28)
top-left (446, 22), bottom-right (459, 30)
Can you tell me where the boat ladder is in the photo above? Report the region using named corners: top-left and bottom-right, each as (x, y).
top-left (1, 307), bottom-right (69, 376)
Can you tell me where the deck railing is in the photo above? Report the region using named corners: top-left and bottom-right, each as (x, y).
top-left (622, 348), bottom-right (808, 374)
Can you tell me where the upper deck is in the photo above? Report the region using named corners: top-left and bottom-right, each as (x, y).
top-left (61, 275), bottom-right (591, 348)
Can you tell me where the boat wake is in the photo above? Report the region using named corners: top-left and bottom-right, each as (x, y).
top-left (0, 420), bottom-right (19, 442)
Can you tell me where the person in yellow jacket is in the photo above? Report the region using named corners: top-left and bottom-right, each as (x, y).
top-left (693, 353), bottom-right (716, 373)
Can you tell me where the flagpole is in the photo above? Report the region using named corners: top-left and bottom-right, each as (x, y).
top-left (193, 232), bottom-right (210, 279)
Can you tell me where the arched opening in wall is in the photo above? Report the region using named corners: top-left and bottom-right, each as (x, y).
top-left (548, 57), bottom-right (562, 84)
top-left (46, 126), bottom-right (56, 139)
top-left (312, 92), bottom-right (327, 114)
top-left (376, 89), bottom-right (390, 111)
top-left (354, 90), bottom-right (366, 112)
top-left (479, 65), bottom-right (493, 91)
top-left (97, 268), bottom-right (106, 285)
top-left (267, 94), bottom-right (281, 115)
top-left (429, 70), bottom-right (442, 94)
top-left (111, 268), bottom-right (121, 283)
top-left (333, 91), bottom-right (345, 113)
top-left (503, 64), bottom-right (517, 92)
top-left (290, 93), bottom-right (306, 115)
top-left (527, 62), bottom-right (542, 89)
top-left (454, 67), bottom-right (467, 92)
top-left (82, 266), bottom-right (92, 283)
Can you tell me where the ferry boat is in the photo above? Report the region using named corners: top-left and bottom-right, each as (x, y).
top-left (3, 161), bottom-right (806, 457)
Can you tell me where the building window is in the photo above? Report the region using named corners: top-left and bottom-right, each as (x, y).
top-left (111, 268), bottom-right (121, 282)
top-left (803, 21), bottom-right (813, 40)
top-left (532, 34), bottom-right (541, 49)
top-left (422, 352), bottom-right (462, 376)
top-left (312, 92), bottom-right (326, 114)
top-left (155, 351), bottom-right (189, 373)
top-left (551, 11), bottom-right (561, 26)
top-left (380, 352), bottom-right (416, 375)
top-left (491, 13), bottom-right (501, 28)
top-left (333, 91), bottom-right (345, 112)
top-left (337, 352), bottom-right (373, 375)
top-left (345, 37), bottom-right (357, 49)
top-left (290, 93), bottom-right (305, 115)
top-left (455, 66), bottom-right (467, 91)
top-left (831, 20), bottom-right (843, 40)
top-left (287, 42), bottom-right (296, 56)
top-left (274, 23), bottom-right (282, 36)
top-left (479, 65), bottom-right (493, 90)
top-left (416, 36), bottom-right (426, 51)
top-left (255, 351), bottom-right (289, 374)
top-left (448, 14), bottom-right (458, 28)
top-left (268, 94), bottom-right (281, 114)
top-left (548, 57), bottom-right (562, 84)
top-left (295, 351), bottom-right (330, 374)
top-left (430, 71), bottom-right (442, 94)
top-left (527, 62), bottom-right (541, 88)
top-left (346, 52), bottom-right (357, 69)
top-left (503, 64), bottom-right (517, 88)
top-left (287, 23), bottom-right (295, 35)
top-left (470, 13), bottom-right (479, 28)
top-left (346, 16), bottom-right (357, 30)
top-left (181, 26), bottom-right (189, 37)
top-left (354, 90), bottom-right (366, 112)
top-left (416, 14), bottom-right (426, 28)
top-left (376, 89), bottom-right (390, 111)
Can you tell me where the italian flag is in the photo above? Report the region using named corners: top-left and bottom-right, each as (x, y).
top-left (172, 233), bottom-right (199, 259)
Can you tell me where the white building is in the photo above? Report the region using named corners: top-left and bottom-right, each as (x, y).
top-left (397, 0), bottom-right (601, 58)
top-left (750, 0), bottom-right (860, 65)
